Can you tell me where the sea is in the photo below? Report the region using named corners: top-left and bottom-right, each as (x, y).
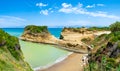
top-left (2, 28), bottom-right (71, 70)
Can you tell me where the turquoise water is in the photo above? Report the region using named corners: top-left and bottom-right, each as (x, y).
top-left (20, 40), bottom-right (68, 68)
top-left (2, 28), bottom-right (69, 69)
top-left (2, 28), bottom-right (62, 38)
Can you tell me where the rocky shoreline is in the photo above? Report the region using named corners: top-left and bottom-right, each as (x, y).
top-left (20, 25), bottom-right (111, 53)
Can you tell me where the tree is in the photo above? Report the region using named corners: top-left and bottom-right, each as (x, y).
top-left (110, 21), bottom-right (120, 32)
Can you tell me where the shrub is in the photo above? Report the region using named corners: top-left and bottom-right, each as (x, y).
top-left (110, 21), bottom-right (120, 32)
top-left (116, 64), bottom-right (120, 71)
top-left (25, 25), bottom-right (48, 33)
top-left (88, 27), bottom-right (109, 31)
top-left (81, 37), bottom-right (91, 43)
top-left (0, 29), bottom-right (22, 60)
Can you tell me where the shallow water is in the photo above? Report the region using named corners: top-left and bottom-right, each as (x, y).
top-left (20, 40), bottom-right (69, 68)
top-left (2, 28), bottom-right (62, 38)
top-left (2, 28), bottom-right (69, 69)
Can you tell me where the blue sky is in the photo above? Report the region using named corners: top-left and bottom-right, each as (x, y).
top-left (0, 0), bottom-right (120, 28)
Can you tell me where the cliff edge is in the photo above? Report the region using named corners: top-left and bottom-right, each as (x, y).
top-left (85, 22), bottom-right (120, 71)
top-left (0, 29), bottom-right (32, 71)
top-left (20, 25), bottom-right (59, 44)
top-left (20, 25), bottom-right (91, 53)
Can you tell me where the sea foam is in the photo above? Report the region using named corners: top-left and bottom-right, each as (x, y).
top-left (34, 52), bottom-right (73, 71)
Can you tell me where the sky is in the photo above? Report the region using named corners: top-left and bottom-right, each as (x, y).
top-left (0, 0), bottom-right (120, 28)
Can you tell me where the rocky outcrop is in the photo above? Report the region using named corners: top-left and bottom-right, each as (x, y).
top-left (86, 41), bottom-right (120, 71)
top-left (59, 28), bottom-right (110, 52)
top-left (21, 25), bottom-right (59, 44)
top-left (109, 41), bottom-right (120, 58)
top-left (101, 41), bottom-right (120, 58)
top-left (88, 41), bottom-right (120, 63)
top-left (0, 29), bottom-right (33, 71)
top-left (83, 23), bottom-right (120, 71)
top-left (60, 28), bottom-right (110, 42)
top-left (21, 26), bottom-right (90, 53)
top-left (21, 26), bottom-right (111, 54)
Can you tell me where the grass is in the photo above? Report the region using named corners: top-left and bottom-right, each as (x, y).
top-left (24, 25), bottom-right (48, 34)
top-left (0, 29), bottom-right (33, 71)
top-left (88, 27), bottom-right (110, 31)
top-left (85, 22), bottom-right (120, 71)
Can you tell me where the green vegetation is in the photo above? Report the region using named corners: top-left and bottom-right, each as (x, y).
top-left (86, 55), bottom-right (119, 71)
top-left (85, 21), bottom-right (120, 71)
top-left (81, 37), bottom-right (92, 44)
top-left (88, 27), bottom-right (110, 31)
top-left (0, 29), bottom-right (21, 60)
top-left (62, 26), bottom-right (109, 34)
top-left (62, 27), bottom-right (82, 32)
top-left (62, 27), bottom-right (88, 34)
top-left (110, 21), bottom-right (120, 32)
top-left (0, 29), bottom-right (33, 71)
top-left (25, 25), bottom-right (48, 33)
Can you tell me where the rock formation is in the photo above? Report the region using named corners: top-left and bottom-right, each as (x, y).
top-left (21, 26), bottom-right (90, 53)
top-left (21, 26), bottom-right (110, 54)
top-left (20, 25), bottom-right (59, 44)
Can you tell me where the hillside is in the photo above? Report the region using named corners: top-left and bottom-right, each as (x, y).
top-left (60, 27), bottom-right (110, 52)
top-left (85, 22), bottom-right (120, 71)
top-left (0, 29), bottom-right (33, 71)
top-left (20, 25), bottom-right (111, 54)
top-left (21, 25), bottom-right (93, 53)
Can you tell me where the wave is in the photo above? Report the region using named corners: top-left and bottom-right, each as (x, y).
top-left (34, 52), bottom-right (73, 71)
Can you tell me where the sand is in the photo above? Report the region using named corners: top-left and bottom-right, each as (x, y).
top-left (24, 30), bottom-right (110, 71)
top-left (36, 31), bottom-right (111, 71)
top-left (37, 53), bottom-right (85, 71)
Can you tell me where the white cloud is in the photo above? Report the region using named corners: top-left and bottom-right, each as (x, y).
top-left (1, 16), bottom-right (26, 21)
top-left (86, 4), bottom-right (104, 8)
top-left (36, 3), bottom-right (50, 15)
top-left (62, 3), bottom-right (72, 8)
top-left (0, 16), bottom-right (27, 28)
top-left (36, 3), bottom-right (48, 7)
top-left (86, 4), bottom-right (95, 8)
top-left (39, 8), bottom-right (54, 15)
top-left (85, 12), bottom-right (119, 19)
top-left (97, 11), bottom-right (107, 14)
top-left (59, 3), bottom-right (85, 14)
top-left (59, 3), bottom-right (120, 19)
top-left (97, 4), bottom-right (104, 7)
top-left (40, 10), bottom-right (49, 15)
top-left (78, 3), bottom-right (83, 8)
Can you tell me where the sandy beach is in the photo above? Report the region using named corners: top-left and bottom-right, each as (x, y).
top-left (37, 53), bottom-right (85, 71)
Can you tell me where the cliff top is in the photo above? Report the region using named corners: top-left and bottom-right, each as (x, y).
top-left (24, 25), bottom-right (49, 34)
top-left (0, 29), bottom-right (21, 60)
top-left (62, 27), bottom-right (110, 33)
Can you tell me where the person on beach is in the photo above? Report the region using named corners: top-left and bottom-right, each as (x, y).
top-left (81, 54), bottom-right (88, 67)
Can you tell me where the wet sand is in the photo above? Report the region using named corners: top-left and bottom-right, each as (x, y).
top-left (37, 53), bottom-right (85, 71)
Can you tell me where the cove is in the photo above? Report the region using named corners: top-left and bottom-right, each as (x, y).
top-left (20, 40), bottom-right (70, 69)
top-left (3, 28), bottom-right (70, 69)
